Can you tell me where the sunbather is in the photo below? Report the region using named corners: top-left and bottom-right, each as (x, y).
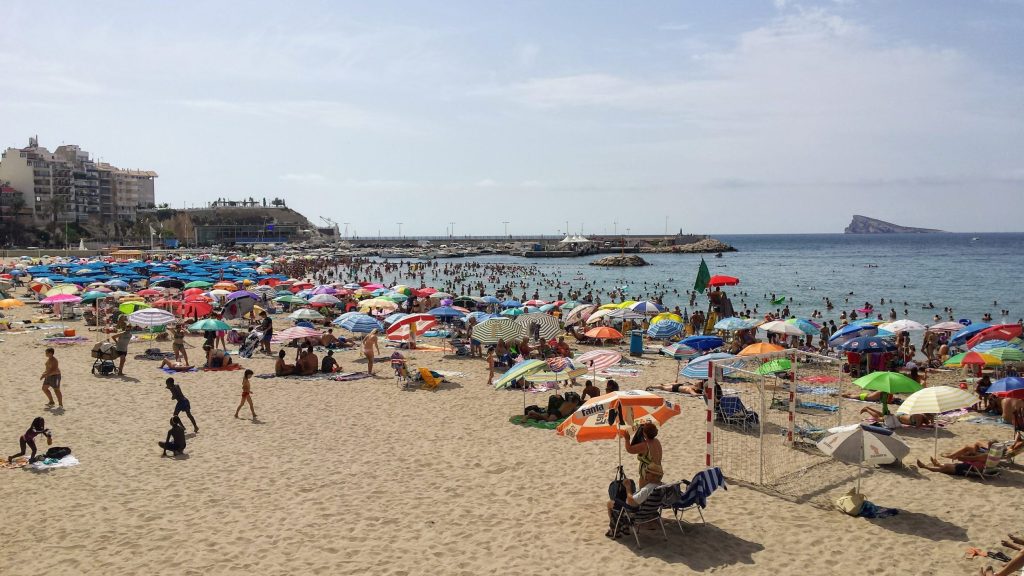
top-left (581, 380), bottom-right (602, 401)
top-left (160, 358), bottom-right (192, 371)
top-left (916, 457), bottom-right (974, 476)
top-left (942, 439), bottom-right (998, 462)
top-left (648, 379), bottom-right (705, 395)
top-left (275, 349), bottom-right (294, 376)
top-left (859, 406), bottom-right (933, 427)
top-left (524, 393), bottom-right (581, 422)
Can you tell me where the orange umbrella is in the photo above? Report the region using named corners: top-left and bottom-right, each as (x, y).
top-left (213, 281), bottom-right (238, 291)
top-left (557, 390), bottom-right (681, 443)
top-left (0, 298), bottom-right (25, 309)
top-left (738, 342), bottom-right (784, 356)
top-left (585, 327), bottom-right (623, 340)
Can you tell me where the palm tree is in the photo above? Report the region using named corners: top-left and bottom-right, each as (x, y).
top-left (43, 193), bottom-right (70, 247)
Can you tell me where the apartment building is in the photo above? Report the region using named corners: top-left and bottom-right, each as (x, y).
top-left (0, 136), bottom-right (157, 228)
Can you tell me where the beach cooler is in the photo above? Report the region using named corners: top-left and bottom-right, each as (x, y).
top-left (629, 330), bottom-right (644, 357)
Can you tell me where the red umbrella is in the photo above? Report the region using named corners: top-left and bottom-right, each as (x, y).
top-left (183, 287), bottom-right (205, 298)
top-left (708, 275), bottom-right (739, 287)
top-left (258, 278), bottom-right (281, 287)
top-left (137, 288), bottom-right (163, 297)
top-left (386, 313), bottom-right (438, 341)
top-left (967, 324), bottom-right (1023, 349)
top-left (183, 301), bottom-right (213, 317)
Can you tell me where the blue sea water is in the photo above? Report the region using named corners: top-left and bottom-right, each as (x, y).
top-left (405, 233), bottom-right (1024, 326)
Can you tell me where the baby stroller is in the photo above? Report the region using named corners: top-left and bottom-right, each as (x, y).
top-left (238, 330), bottom-right (262, 359)
top-left (91, 342), bottom-right (119, 375)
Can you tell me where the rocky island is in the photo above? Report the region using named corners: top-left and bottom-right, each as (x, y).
top-left (589, 255), bottom-right (649, 267)
top-left (844, 215), bottom-right (942, 234)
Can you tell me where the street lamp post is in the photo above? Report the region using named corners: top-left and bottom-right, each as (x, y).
top-left (502, 221), bottom-right (509, 237)
top-left (397, 222), bottom-right (403, 238)
top-left (449, 222), bottom-right (455, 238)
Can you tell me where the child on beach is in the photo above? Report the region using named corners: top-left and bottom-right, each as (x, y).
top-left (165, 378), bottom-right (199, 433)
top-left (235, 369), bottom-right (256, 420)
top-left (159, 416), bottom-right (186, 456)
top-left (8, 417), bottom-right (52, 463)
top-left (40, 347), bottom-right (62, 408)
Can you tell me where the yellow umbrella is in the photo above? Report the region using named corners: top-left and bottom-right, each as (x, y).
top-left (616, 300), bottom-right (638, 309)
top-left (45, 284), bottom-right (80, 297)
top-left (358, 298), bottom-right (399, 311)
top-left (597, 303), bottom-right (619, 310)
top-left (651, 312), bottom-right (682, 325)
top-left (0, 298), bottom-right (25, 309)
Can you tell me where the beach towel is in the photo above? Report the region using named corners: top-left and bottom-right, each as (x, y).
top-left (962, 415), bottom-right (1014, 428)
top-left (800, 375), bottom-right (840, 384)
top-left (160, 366), bottom-right (199, 374)
top-left (29, 455), bottom-right (80, 470)
top-left (41, 336), bottom-right (90, 344)
top-left (203, 363), bottom-right (243, 372)
top-left (509, 415), bottom-right (565, 429)
top-left (435, 371), bottom-right (466, 379)
top-left (329, 372), bottom-right (372, 382)
top-left (797, 385), bottom-right (840, 396)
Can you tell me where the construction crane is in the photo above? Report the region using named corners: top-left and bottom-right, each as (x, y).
top-left (319, 216), bottom-right (341, 238)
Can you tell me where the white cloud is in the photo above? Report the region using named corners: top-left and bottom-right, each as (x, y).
top-left (177, 99), bottom-right (391, 130)
top-left (516, 43), bottom-right (541, 67)
top-left (475, 178), bottom-right (498, 187)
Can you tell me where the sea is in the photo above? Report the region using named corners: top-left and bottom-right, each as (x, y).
top-left (382, 233), bottom-right (1024, 327)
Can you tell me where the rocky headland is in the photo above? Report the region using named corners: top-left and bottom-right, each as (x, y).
top-left (845, 215), bottom-right (942, 234)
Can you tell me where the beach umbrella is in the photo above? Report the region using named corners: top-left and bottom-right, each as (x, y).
top-left (464, 311), bottom-right (496, 324)
top-left (950, 323), bottom-right (991, 346)
top-left (213, 281), bottom-right (238, 291)
top-left (127, 308), bottom-right (177, 328)
top-left (817, 424), bottom-right (909, 493)
top-left (660, 343), bottom-right (699, 360)
top-left (45, 284), bottom-right (80, 297)
top-left (452, 296), bottom-right (478, 307)
top-left (651, 312), bottom-right (683, 325)
top-left (501, 299), bottom-right (522, 308)
top-left (429, 306), bottom-right (467, 319)
top-left (943, 351), bottom-right (1001, 368)
top-left (104, 279), bottom-right (130, 289)
top-left (879, 319), bottom-right (926, 333)
top-left (929, 321), bottom-right (966, 332)
top-left (757, 358), bottom-right (792, 375)
top-left (382, 293), bottom-right (408, 303)
top-left (523, 299), bottom-right (548, 307)
top-left (184, 280), bottom-right (212, 289)
top-left (785, 317), bottom-right (820, 335)
top-left (223, 296), bottom-right (256, 321)
top-left (188, 319), bottom-right (230, 332)
top-left (500, 307), bottom-right (525, 317)
top-left (708, 275), bottom-right (739, 287)
top-left (358, 298), bottom-right (399, 312)
top-left (117, 301), bottom-right (149, 314)
top-left (606, 308), bottom-right (645, 322)
top-left (985, 347), bottom-right (1024, 362)
top-left (514, 312), bottom-right (563, 340)
top-left (971, 338), bottom-right (1023, 352)
top-left (679, 335), bottom-right (724, 351)
top-left (309, 294), bottom-right (341, 306)
top-left (714, 317), bottom-right (760, 332)
top-left (473, 317), bottom-right (525, 345)
top-left (759, 320), bottom-right (805, 336)
top-left (152, 278), bottom-right (185, 289)
top-left (136, 288), bottom-right (163, 297)
top-left (334, 313), bottom-right (382, 334)
top-left (386, 313), bottom-right (438, 341)
top-left (647, 320), bottom-right (683, 339)
top-left (839, 336), bottom-right (897, 353)
top-left (681, 352), bottom-right (738, 379)
top-left (539, 304), bottom-right (556, 312)
top-left (480, 295), bottom-right (501, 305)
top-left (557, 390), bottom-right (682, 465)
top-left (585, 327), bottom-right (622, 341)
top-left (182, 300), bottom-right (213, 318)
top-left (559, 301), bottom-right (580, 311)
top-left (311, 285), bottom-right (337, 295)
top-left (629, 301), bottom-right (666, 315)
top-left (274, 294), bottom-right (308, 304)
top-left (584, 308), bottom-right (615, 324)
top-left (988, 377), bottom-right (1024, 396)
top-left (563, 304), bottom-right (596, 326)
top-left (967, 324), bottom-right (1023, 349)
top-left (526, 358), bottom-right (587, 383)
top-left (575, 350), bottom-right (622, 372)
top-left (288, 308), bottom-right (324, 322)
top-left (0, 298), bottom-right (25, 308)
top-left (271, 326), bottom-right (322, 344)
top-left (828, 323), bottom-right (879, 347)
top-left (896, 386), bottom-right (978, 457)
top-left (853, 371), bottom-right (922, 394)
top-left (383, 312), bottom-right (409, 325)
top-left (739, 342), bottom-right (785, 356)
top-left (493, 359), bottom-right (547, 389)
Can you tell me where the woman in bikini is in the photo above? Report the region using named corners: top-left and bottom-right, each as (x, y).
top-left (234, 369), bottom-right (256, 420)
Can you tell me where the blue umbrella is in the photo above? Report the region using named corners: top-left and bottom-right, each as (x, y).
top-left (679, 335), bottom-right (724, 351)
top-left (465, 311), bottom-right (498, 323)
top-left (839, 336), bottom-right (898, 353)
top-left (501, 299), bottom-right (522, 308)
top-left (681, 352), bottom-right (738, 379)
top-left (334, 314), bottom-right (382, 334)
top-left (647, 320), bottom-right (683, 339)
top-left (988, 377), bottom-right (1024, 395)
top-left (713, 317), bottom-right (758, 332)
top-left (480, 296), bottom-right (501, 305)
top-left (829, 323), bottom-right (878, 347)
top-left (972, 339), bottom-right (1023, 352)
top-left (630, 301), bottom-right (666, 314)
top-left (428, 306), bottom-right (466, 319)
top-left (383, 312), bottom-right (409, 325)
top-left (951, 322), bottom-right (993, 346)
top-left (661, 342), bottom-right (700, 360)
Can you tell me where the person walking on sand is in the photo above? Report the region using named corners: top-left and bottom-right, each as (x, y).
top-left (165, 377), bottom-right (199, 433)
top-left (234, 369), bottom-right (256, 420)
top-left (40, 347), bottom-right (62, 408)
top-left (363, 329), bottom-right (380, 375)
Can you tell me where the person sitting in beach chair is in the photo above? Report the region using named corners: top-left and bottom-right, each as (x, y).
top-left (716, 395), bottom-right (759, 428)
top-left (917, 443), bottom-right (1006, 479)
top-left (606, 462), bottom-right (669, 545)
top-left (390, 352), bottom-right (409, 382)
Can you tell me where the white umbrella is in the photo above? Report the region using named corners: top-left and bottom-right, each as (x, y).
top-left (127, 308), bottom-right (177, 328)
top-left (309, 294), bottom-right (341, 306)
top-left (879, 319), bottom-right (926, 333)
top-left (288, 308), bottom-right (324, 322)
top-left (473, 317), bottom-right (525, 345)
top-left (929, 321), bottom-right (965, 332)
top-left (759, 320), bottom-right (805, 336)
top-left (896, 386), bottom-right (977, 457)
top-left (585, 308), bottom-right (615, 325)
top-left (818, 424), bottom-right (909, 493)
top-left (563, 304), bottom-right (595, 326)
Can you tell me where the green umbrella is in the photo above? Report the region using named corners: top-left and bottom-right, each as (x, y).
top-left (274, 294), bottom-right (307, 304)
top-left (382, 293), bottom-right (408, 303)
top-left (119, 301), bottom-right (151, 314)
top-left (984, 347), bottom-right (1024, 362)
top-left (853, 371), bottom-right (922, 394)
top-left (757, 358), bottom-right (792, 375)
top-left (189, 319), bottom-right (231, 332)
top-left (184, 280), bottom-right (212, 289)
top-left (81, 291), bottom-right (110, 303)
top-left (560, 301), bottom-right (580, 311)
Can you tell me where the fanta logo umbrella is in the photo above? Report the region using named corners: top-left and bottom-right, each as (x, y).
top-left (557, 390), bottom-right (681, 443)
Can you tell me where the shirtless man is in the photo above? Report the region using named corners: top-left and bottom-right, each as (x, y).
top-left (363, 329), bottom-right (381, 375)
top-left (40, 348), bottom-right (62, 408)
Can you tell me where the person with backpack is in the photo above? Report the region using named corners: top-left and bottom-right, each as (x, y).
top-left (8, 417), bottom-right (52, 463)
top-left (165, 378), bottom-right (198, 433)
top-left (159, 416), bottom-right (187, 456)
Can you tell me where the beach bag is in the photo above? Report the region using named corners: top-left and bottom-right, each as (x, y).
top-left (44, 446), bottom-right (71, 460)
top-left (835, 488), bottom-right (865, 516)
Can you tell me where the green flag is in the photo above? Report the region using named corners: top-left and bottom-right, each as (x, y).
top-left (694, 257), bottom-right (711, 293)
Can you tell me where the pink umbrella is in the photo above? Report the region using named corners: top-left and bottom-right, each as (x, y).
top-left (271, 326), bottom-right (322, 344)
top-left (40, 294), bottom-right (83, 305)
top-left (574, 349), bottom-right (622, 371)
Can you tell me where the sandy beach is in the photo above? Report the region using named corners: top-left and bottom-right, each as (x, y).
top-left (1, 304), bottom-right (1021, 576)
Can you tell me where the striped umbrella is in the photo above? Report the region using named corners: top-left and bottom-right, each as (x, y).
top-left (563, 304), bottom-right (596, 326)
top-left (785, 317), bottom-right (820, 335)
top-left (651, 312), bottom-right (683, 325)
top-left (556, 390), bottom-right (682, 443)
top-left (288, 308), bottom-right (324, 322)
top-left (896, 385), bottom-right (978, 457)
top-left (514, 312), bottom-right (563, 340)
top-left (967, 324), bottom-right (1023, 349)
top-left (493, 359), bottom-right (547, 389)
top-left (584, 308), bottom-right (615, 325)
top-left (526, 358), bottom-right (587, 383)
top-left (606, 308), bottom-right (645, 321)
top-left (127, 308), bottom-right (177, 327)
top-left (714, 317), bottom-right (760, 331)
top-left (759, 320), bottom-right (805, 336)
top-left (985, 347), bottom-right (1024, 362)
top-left (629, 301), bottom-right (666, 315)
top-left (334, 313), bottom-right (383, 334)
top-left (574, 350), bottom-right (622, 371)
top-left (681, 352), bottom-right (738, 379)
top-left (386, 313), bottom-right (438, 341)
top-left (647, 320), bottom-right (683, 339)
top-left (473, 317), bottom-right (525, 345)
top-left (660, 343), bottom-right (699, 360)
top-left (943, 351), bottom-right (1001, 367)
top-left (971, 338), bottom-right (1023, 352)
top-left (272, 326), bottom-right (323, 344)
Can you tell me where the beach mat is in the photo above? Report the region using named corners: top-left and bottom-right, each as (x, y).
top-left (160, 366), bottom-right (199, 374)
top-left (329, 372), bottom-right (372, 382)
top-left (41, 336), bottom-right (90, 344)
top-left (509, 415), bottom-right (565, 430)
top-left (30, 455), bottom-right (80, 470)
top-left (962, 415), bottom-right (1014, 428)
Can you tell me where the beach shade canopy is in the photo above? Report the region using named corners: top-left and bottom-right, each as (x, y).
top-left (127, 308), bottom-right (177, 327)
top-left (514, 312), bottom-right (563, 340)
top-left (879, 319), bottom-right (926, 333)
top-left (897, 386), bottom-right (977, 415)
top-left (493, 359), bottom-right (548, 389)
top-left (288, 308), bottom-right (324, 322)
top-left (759, 320), bottom-right (805, 336)
top-left (271, 326), bottom-right (322, 344)
top-left (575, 349), bottom-right (622, 371)
top-left (707, 275), bottom-right (739, 287)
top-left (989, 377), bottom-right (1024, 396)
top-left (757, 358), bottom-right (792, 375)
top-left (818, 424), bottom-right (908, 467)
top-left (117, 300), bottom-right (149, 314)
top-left (0, 298), bottom-right (25, 308)
top-left (950, 323), bottom-right (991, 346)
top-left (839, 336), bottom-right (898, 353)
top-left (651, 312), bottom-right (683, 325)
top-left (681, 352), bottom-right (738, 379)
top-left (472, 317), bottom-right (525, 345)
top-left (334, 313), bottom-right (382, 334)
top-left (967, 324), bottom-right (1023, 349)
top-left (660, 342), bottom-right (699, 360)
top-left (188, 319), bottom-right (230, 332)
top-left (584, 327), bottom-right (623, 340)
top-left (629, 301), bottom-right (666, 315)
top-left (714, 317), bottom-right (760, 332)
top-left (647, 320), bottom-right (683, 339)
top-left (679, 335), bottom-right (725, 351)
top-left (943, 351), bottom-right (1001, 367)
top-left (739, 342), bottom-right (785, 356)
top-left (386, 313), bottom-right (438, 341)
top-left (556, 390), bottom-right (682, 443)
top-left (985, 347), bottom-right (1024, 362)
top-left (853, 371), bottom-right (922, 394)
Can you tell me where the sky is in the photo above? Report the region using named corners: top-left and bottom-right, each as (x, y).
top-left (1, 0), bottom-right (1022, 235)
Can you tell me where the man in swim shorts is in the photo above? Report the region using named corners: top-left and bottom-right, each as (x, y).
top-left (40, 347), bottom-right (62, 408)
top-left (166, 377), bottom-right (198, 433)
